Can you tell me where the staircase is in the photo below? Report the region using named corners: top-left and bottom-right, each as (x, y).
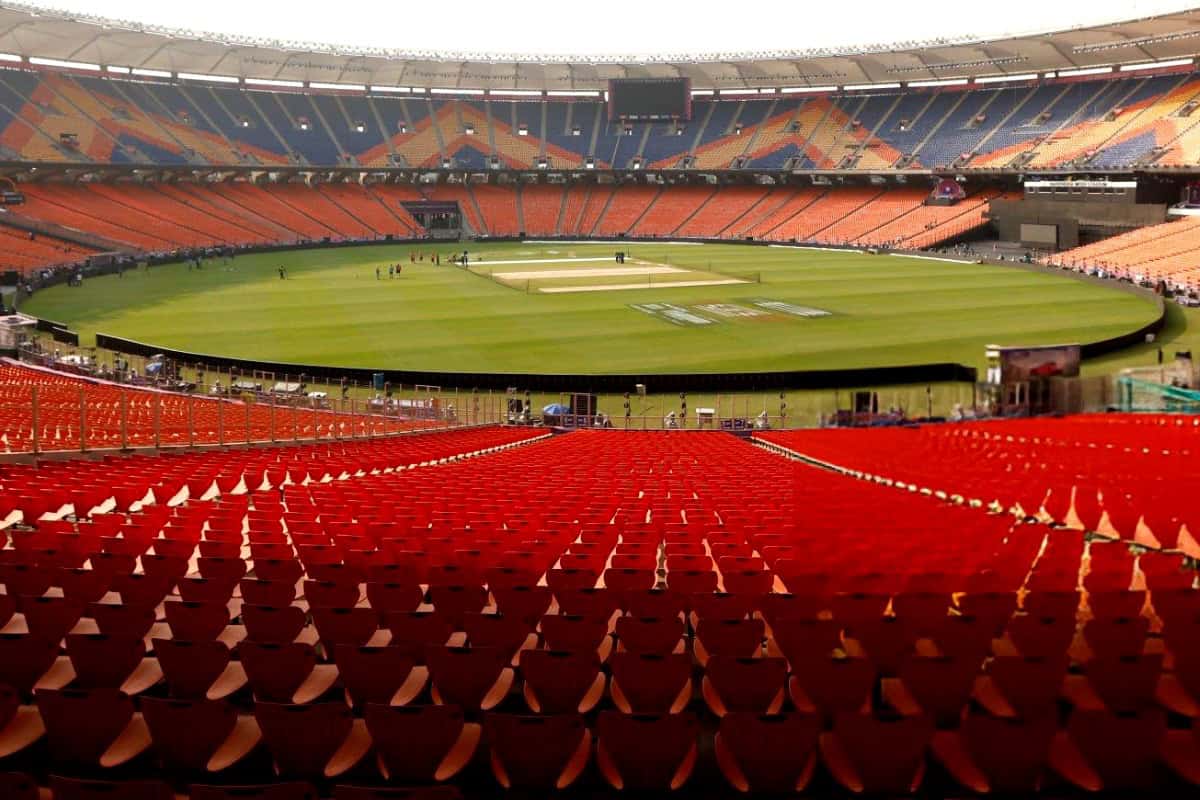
top-left (585, 188), bottom-right (617, 236)
top-left (515, 184), bottom-right (527, 233)
top-left (670, 187), bottom-right (719, 236)
top-left (718, 187), bottom-right (776, 237)
top-left (553, 186), bottom-right (570, 235)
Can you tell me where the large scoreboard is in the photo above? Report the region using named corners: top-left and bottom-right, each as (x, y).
top-left (608, 78), bottom-right (691, 122)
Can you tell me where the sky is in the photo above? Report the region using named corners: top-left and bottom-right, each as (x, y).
top-left (24, 0), bottom-right (1200, 58)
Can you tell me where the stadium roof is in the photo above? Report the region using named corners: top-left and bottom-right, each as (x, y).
top-left (3, 3), bottom-right (1200, 91)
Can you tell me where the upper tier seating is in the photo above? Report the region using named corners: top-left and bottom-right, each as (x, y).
top-left (2, 68), bottom-right (1200, 171)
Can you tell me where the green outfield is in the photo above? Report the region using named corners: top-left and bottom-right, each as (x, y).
top-left (22, 241), bottom-right (1167, 376)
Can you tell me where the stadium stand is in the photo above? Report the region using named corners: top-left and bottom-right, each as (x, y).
top-left (675, 185), bottom-right (772, 239)
top-left (0, 179), bottom-right (1007, 268)
top-left (3, 69), bottom-right (1200, 170)
top-left (518, 184), bottom-right (565, 237)
top-left (469, 185), bottom-right (520, 237)
top-left (629, 186), bottom-right (715, 237)
top-left (0, 417), bottom-right (1196, 796)
top-left (0, 225), bottom-right (93, 271)
top-left (1047, 217), bottom-right (1200, 289)
top-left (0, 362), bottom-right (442, 452)
top-left (592, 185), bottom-right (661, 236)
top-left (757, 414), bottom-right (1200, 555)
top-left (7, 7), bottom-right (1200, 796)
top-left (4, 182), bottom-right (427, 256)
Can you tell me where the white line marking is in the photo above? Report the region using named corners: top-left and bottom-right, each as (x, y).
top-left (539, 278), bottom-right (746, 293)
top-left (470, 257), bottom-right (617, 266)
top-left (768, 244), bottom-right (864, 253)
top-left (520, 240), bottom-right (705, 246)
top-left (495, 266), bottom-right (685, 280)
top-left (889, 253), bottom-right (980, 264)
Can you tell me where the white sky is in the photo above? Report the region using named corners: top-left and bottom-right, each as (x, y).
top-left (28, 0), bottom-right (1200, 57)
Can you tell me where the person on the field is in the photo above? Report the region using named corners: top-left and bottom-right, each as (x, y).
top-left (376, 267), bottom-right (381, 280)
top-left (388, 265), bottom-right (394, 278)
top-left (278, 266), bottom-right (285, 280)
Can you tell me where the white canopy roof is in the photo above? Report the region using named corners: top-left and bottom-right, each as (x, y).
top-left (2, 3), bottom-right (1200, 91)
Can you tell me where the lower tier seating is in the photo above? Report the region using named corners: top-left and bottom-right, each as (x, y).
top-left (0, 363), bottom-right (450, 453)
top-left (1047, 217), bottom-right (1200, 289)
top-left (0, 424), bottom-right (1197, 796)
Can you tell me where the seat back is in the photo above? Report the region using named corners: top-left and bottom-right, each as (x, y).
top-left (1068, 709), bottom-right (1167, 790)
top-left (718, 712), bottom-right (819, 792)
top-left (332, 645), bottom-right (416, 707)
top-left (485, 714), bottom-right (588, 789)
top-left (142, 696), bottom-right (237, 771)
top-left (36, 688), bottom-right (133, 765)
top-left (254, 701), bottom-right (353, 779)
top-left (610, 652), bottom-right (692, 713)
top-left (519, 649), bottom-right (603, 714)
top-left (705, 656), bottom-right (787, 714)
top-left (833, 713), bottom-right (932, 793)
top-left (597, 711), bottom-right (697, 790)
top-left (237, 641), bottom-right (318, 702)
top-left (364, 704), bottom-right (465, 783)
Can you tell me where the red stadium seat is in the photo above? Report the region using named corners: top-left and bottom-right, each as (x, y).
top-left (0, 685), bottom-right (44, 759)
top-left (35, 688), bottom-right (150, 768)
top-left (1050, 709), bottom-right (1167, 791)
top-left (253, 702), bottom-right (369, 779)
top-left (715, 712), bottom-right (820, 793)
top-left (702, 656), bottom-right (787, 716)
top-left (332, 645), bottom-right (424, 707)
top-left (364, 704), bottom-right (480, 783)
top-left (609, 652), bottom-right (692, 714)
top-left (931, 712), bottom-right (1058, 793)
top-left (236, 641), bottom-right (337, 704)
top-left (424, 646), bottom-right (513, 711)
top-left (595, 711), bottom-right (698, 791)
top-left (820, 713), bottom-right (933, 794)
top-left (141, 696), bottom-right (261, 772)
top-left (483, 714), bottom-right (591, 790)
top-left (519, 649), bottom-right (605, 714)
top-left (788, 656), bottom-right (876, 719)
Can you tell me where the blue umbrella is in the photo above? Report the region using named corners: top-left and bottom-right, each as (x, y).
top-left (542, 403), bottom-right (570, 415)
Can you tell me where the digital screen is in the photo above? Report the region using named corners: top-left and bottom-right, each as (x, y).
top-left (609, 78), bottom-right (691, 121)
top-left (1020, 223), bottom-right (1058, 246)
